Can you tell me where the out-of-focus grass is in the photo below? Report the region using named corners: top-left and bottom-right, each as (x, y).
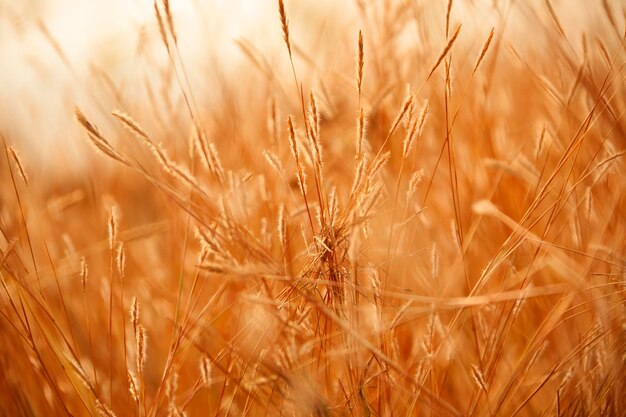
top-left (0, 1), bottom-right (624, 416)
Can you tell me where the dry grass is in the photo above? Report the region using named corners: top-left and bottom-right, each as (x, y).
top-left (1, 0), bottom-right (625, 416)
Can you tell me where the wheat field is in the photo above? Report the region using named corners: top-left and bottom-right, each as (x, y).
top-left (0, 0), bottom-right (625, 416)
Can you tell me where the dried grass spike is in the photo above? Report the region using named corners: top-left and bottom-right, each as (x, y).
top-left (402, 117), bottom-right (419, 159)
top-left (287, 116), bottom-right (307, 197)
top-left (370, 151), bottom-right (391, 178)
top-left (388, 94), bottom-right (414, 139)
top-left (416, 102), bottom-right (429, 137)
top-left (200, 354), bottom-right (212, 387)
top-left (309, 91), bottom-right (319, 134)
top-left (163, 0), bottom-right (177, 43)
top-left (287, 116), bottom-right (299, 161)
top-left (360, 181), bottom-right (383, 216)
top-left (96, 400), bottom-right (117, 417)
top-left (308, 91), bottom-right (322, 166)
top-left (471, 364), bottom-right (487, 392)
top-left (76, 108), bottom-right (130, 165)
top-left (431, 243), bottom-right (439, 280)
top-left (116, 242), bottom-right (125, 278)
top-left (356, 108), bottom-right (366, 160)
top-left (427, 25), bottom-right (461, 81)
top-left (263, 150), bottom-right (285, 178)
top-left (80, 257), bottom-right (88, 288)
top-left (112, 110), bottom-right (149, 140)
top-left (166, 371), bottom-right (179, 401)
top-left (473, 28), bottom-right (494, 74)
top-left (407, 169), bottom-right (424, 199)
top-left (130, 297), bottom-right (140, 333)
top-left (351, 158), bottom-right (366, 195)
top-left (136, 325), bottom-right (147, 372)
top-left (445, 0), bottom-right (454, 37)
top-left (193, 131), bottom-right (210, 169)
top-left (403, 100), bottom-right (429, 159)
top-left (357, 30), bottom-right (364, 97)
top-left (75, 108), bottom-right (100, 139)
top-left (278, 204), bottom-right (287, 250)
top-left (8, 147), bottom-right (28, 186)
top-left (207, 143), bottom-right (225, 183)
top-left (108, 209), bottom-right (117, 251)
top-left (278, 0), bottom-right (291, 56)
top-left (128, 371), bottom-right (139, 402)
top-left (154, 0), bottom-right (170, 51)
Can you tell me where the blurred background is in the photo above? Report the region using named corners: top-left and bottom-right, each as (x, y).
top-left (0, 0), bottom-right (605, 174)
top-left (0, 0), bottom-right (348, 173)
